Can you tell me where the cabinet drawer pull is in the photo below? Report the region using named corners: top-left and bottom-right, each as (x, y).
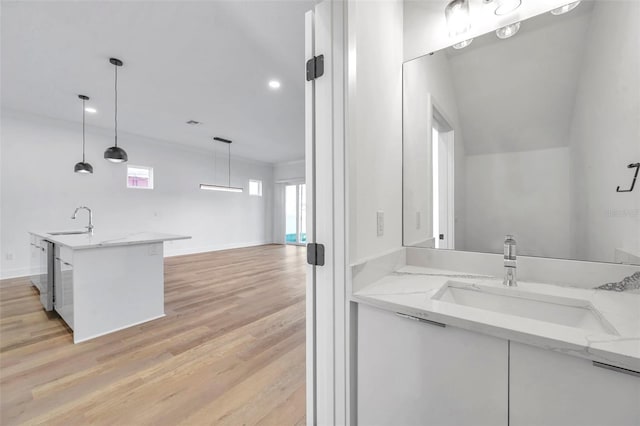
top-left (592, 361), bottom-right (640, 377)
top-left (396, 312), bottom-right (446, 328)
top-left (55, 257), bottom-right (72, 267)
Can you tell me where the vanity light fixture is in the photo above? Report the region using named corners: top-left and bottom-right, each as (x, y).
top-left (453, 38), bottom-right (474, 49)
top-left (199, 137), bottom-right (244, 193)
top-left (445, 0), bottom-right (472, 37)
top-left (74, 95), bottom-right (94, 174)
top-left (104, 58), bottom-right (128, 163)
top-left (550, 1), bottom-right (581, 15)
top-left (496, 22), bottom-right (521, 39)
top-left (494, 0), bottom-right (522, 16)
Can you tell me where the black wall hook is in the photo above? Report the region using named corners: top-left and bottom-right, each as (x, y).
top-left (616, 163), bottom-right (640, 193)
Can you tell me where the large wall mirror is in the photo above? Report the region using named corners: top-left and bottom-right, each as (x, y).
top-left (403, 0), bottom-right (639, 265)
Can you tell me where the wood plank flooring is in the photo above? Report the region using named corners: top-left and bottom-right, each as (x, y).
top-left (0, 244), bottom-right (307, 425)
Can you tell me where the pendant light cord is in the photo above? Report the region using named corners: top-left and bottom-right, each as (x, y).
top-left (114, 63), bottom-right (118, 148)
top-left (82, 98), bottom-right (86, 162)
top-left (228, 143), bottom-right (231, 187)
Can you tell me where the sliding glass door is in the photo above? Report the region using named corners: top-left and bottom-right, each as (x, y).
top-left (285, 183), bottom-right (307, 245)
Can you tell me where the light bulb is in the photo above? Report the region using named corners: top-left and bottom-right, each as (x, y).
top-left (453, 38), bottom-right (474, 49)
top-left (551, 1), bottom-right (581, 15)
top-left (496, 22), bottom-right (521, 39)
top-left (445, 0), bottom-right (471, 37)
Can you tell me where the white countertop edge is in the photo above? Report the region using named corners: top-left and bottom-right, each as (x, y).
top-left (351, 294), bottom-right (640, 372)
top-left (29, 230), bottom-right (191, 250)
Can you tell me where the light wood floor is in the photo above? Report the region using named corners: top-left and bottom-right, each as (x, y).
top-left (0, 244), bottom-right (307, 425)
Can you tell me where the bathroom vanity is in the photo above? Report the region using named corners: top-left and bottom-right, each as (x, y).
top-left (353, 252), bottom-right (640, 425)
top-left (29, 230), bottom-right (190, 343)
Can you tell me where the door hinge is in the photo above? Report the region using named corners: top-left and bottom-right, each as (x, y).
top-left (306, 243), bottom-right (325, 266)
top-left (306, 55), bottom-right (324, 81)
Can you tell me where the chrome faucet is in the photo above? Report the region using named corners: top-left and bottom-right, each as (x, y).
top-left (71, 206), bottom-right (94, 234)
top-left (503, 234), bottom-right (517, 287)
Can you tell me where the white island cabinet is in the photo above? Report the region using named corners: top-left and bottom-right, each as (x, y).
top-left (29, 231), bottom-right (190, 343)
top-left (358, 304), bottom-right (508, 426)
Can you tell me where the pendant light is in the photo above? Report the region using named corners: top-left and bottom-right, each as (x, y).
top-left (200, 137), bottom-right (244, 192)
top-left (74, 94), bottom-right (94, 174)
top-left (104, 58), bottom-right (128, 163)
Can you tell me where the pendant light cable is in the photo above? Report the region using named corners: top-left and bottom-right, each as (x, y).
top-left (228, 143), bottom-right (231, 187)
top-left (82, 97), bottom-right (86, 162)
top-left (114, 62), bottom-right (118, 148)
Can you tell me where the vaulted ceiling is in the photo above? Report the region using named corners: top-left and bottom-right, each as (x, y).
top-left (1, 1), bottom-right (314, 163)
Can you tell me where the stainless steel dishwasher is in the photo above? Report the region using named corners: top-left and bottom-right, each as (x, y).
top-left (39, 240), bottom-right (55, 311)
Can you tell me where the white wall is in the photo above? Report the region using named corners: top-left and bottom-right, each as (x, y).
top-left (274, 159), bottom-right (305, 183)
top-left (348, 0), bottom-right (404, 263)
top-left (569, 0), bottom-right (640, 263)
top-left (0, 110), bottom-right (274, 279)
top-left (465, 147), bottom-right (572, 259)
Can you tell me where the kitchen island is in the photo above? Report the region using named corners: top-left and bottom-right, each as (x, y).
top-left (29, 231), bottom-right (190, 343)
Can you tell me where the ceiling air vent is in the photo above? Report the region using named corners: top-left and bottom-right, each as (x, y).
top-left (186, 120), bottom-right (201, 125)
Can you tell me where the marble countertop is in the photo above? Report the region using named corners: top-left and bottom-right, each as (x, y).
top-left (30, 230), bottom-right (191, 250)
top-left (353, 265), bottom-right (640, 371)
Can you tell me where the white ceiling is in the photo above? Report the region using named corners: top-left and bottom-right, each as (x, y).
top-left (443, 2), bottom-right (594, 155)
top-left (1, 0), bottom-right (314, 163)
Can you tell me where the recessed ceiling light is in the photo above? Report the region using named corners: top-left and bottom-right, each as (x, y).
top-left (496, 22), bottom-right (521, 39)
top-left (550, 1), bottom-right (581, 15)
top-left (268, 80), bottom-right (281, 89)
top-left (494, 0), bottom-right (521, 16)
top-left (85, 107), bottom-right (97, 114)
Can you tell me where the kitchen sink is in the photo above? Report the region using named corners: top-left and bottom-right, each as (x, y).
top-left (47, 230), bottom-right (88, 236)
top-left (432, 281), bottom-right (618, 335)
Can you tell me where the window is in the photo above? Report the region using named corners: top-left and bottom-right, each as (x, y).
top-left (249, 179), bottom-right (262, 196)
top-left (127, 165), bottom-right (154, 189)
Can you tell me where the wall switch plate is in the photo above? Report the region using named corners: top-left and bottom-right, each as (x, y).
top-left (416, 211), bottom-right (421, 229)
top-left (377, 211), bottom-right (384, 237)
top-left (5, 253), bottom-right (14, 261)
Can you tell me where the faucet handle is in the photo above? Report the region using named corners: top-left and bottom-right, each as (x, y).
top-left (504, 235), bottom-right (516, 260)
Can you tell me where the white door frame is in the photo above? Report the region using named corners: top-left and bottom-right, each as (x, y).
top-left (305, 1), bottom-right (348, 425)
top-left (431, 101), bottom-right (456, 250)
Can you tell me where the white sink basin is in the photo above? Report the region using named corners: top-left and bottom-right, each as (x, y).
top-left (432, 281), bottom-right (618, 335)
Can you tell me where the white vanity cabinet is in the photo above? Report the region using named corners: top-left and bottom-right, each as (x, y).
top-left (509, 341), bottom-right (640, 426)
top-left (357, 304), bottom-right (509, 426)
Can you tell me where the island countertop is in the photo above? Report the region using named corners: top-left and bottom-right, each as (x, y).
top-left (29, 230), bottom-right (191, 250)
top-left (353, 265), bottom-right (640, 372)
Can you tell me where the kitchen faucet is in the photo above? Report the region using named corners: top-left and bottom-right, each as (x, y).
top-left (71, 206), bottom-right (94, 234)
top-left (503, 235), bottom-right (517, 287)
